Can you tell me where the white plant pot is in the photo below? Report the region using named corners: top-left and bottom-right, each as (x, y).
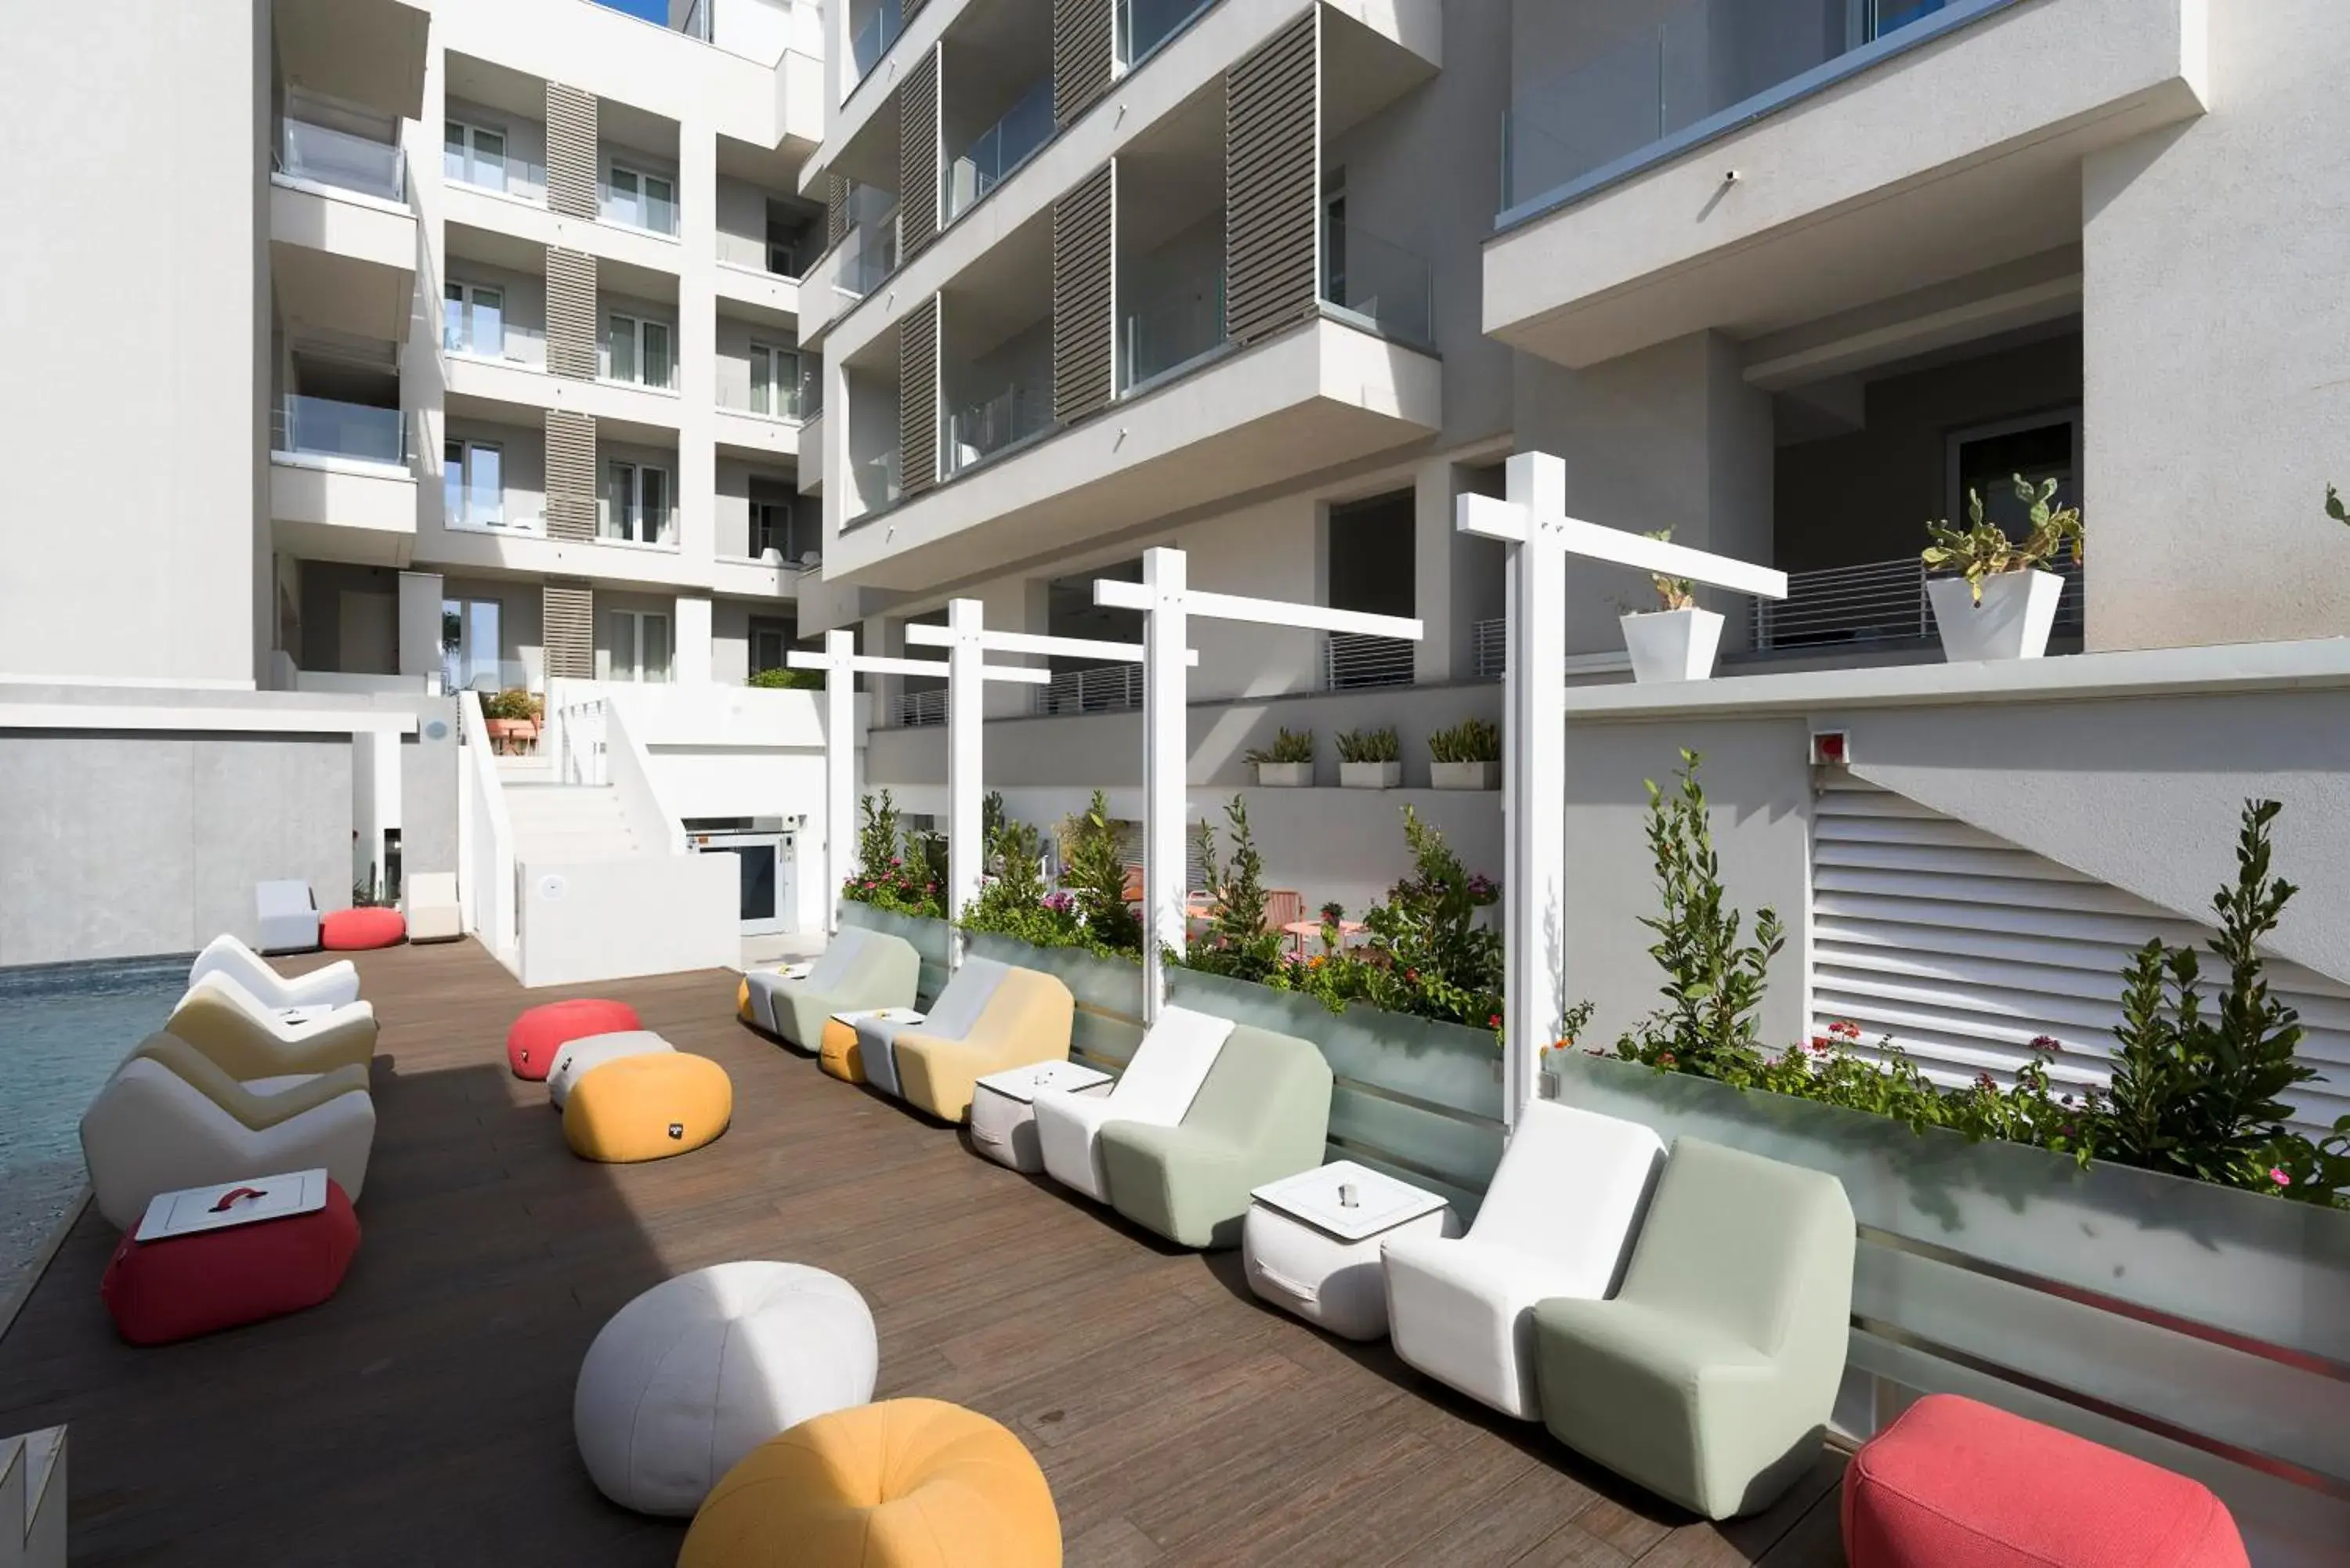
top-left (1340, 761), bottom-right (1402, 790)
top-left (1927, 570), bottom-right (2064, 662)
top-left (1620, 608), bottom-right (1725, 684)
top-left (1254, 761), bottom-right (1312, 788)
top-left (1430, 761), bottom-right (1499, 791)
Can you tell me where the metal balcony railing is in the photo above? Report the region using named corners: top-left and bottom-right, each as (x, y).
top-left (1032, 664), bottom-right (1144, 717)
top-left (1473, 616), bottom-right (1507, 680)
top-left (1752, 552), bottom-right (2084, 652)
top-left (892, 688), bottom-right (947, 728)
top-left (1322, 633), bottom-right (1416, 691)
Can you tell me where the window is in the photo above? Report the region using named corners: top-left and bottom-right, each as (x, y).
top-left (1947, 410), bottom-right (2081, 540)
top-left (443, 120), bottom-right (508, 192)
top-left (443, 282), bottom-right (504, 358)
top-left (440, 597), bottom-right (503, 692)
top-left (443, 440), bottom-right (505, 529)
top-left (607, 163), bottom-right (678, 234)
top-left (602, 459), bottom-right (674, 545)
top-left (765, 207), bottom-right (808, 276)
top-left (749, 618), bottom-right (794, 676)
top-left (604, 610), bottom-right (671, 683)
top-left (749, 486), bottom-right (809, 564)
top-left (748, 343), bottom-right (803, 419)
top-left (606, 313), bottom-right (674, 389)
top-left (1322, 174), bottom-right (1347, 305)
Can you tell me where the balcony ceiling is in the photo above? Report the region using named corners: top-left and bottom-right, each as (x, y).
top-left (275, 0), bottom-right (429, 121)
top-left (272, 234), bottom-right (414, 347)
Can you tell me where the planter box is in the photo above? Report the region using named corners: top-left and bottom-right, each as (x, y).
top-left (1339, 761), bottom-right (1403, 789)
top-left (1430, 761), bottom-right (1499, 791)
top-left (1620, 607), bottom-right (1724, 683)
top-left (837, 902), bottom-right (953, 1000)
top-left (1253, 761), bottom-right (1312, 787)
top-left (1927, 569), bottom-right (2063, 662)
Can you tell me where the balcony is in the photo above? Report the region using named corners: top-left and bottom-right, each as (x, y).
top-left (278, 116), bottom-right (407, 204)
top-left (849, 0), bottom-right (906, 89)
top-left (947, 80), bottom-right (1054, 226)
top-left (1321, 632), bottom-right (1415, 691)
top-left (945, 382), bottom-right (1051, 476)
top-left (891, 686), bottom-right (946, 728)
top-left (598, 175), bottom-right (680, 238)
top-left (1122, 272), bottom-right (1227, 392)
top-left (1031, 663), bottom-right (1144, 717)
top-left (1484, 0), bottom-right (2208, 369)
top-left (1321, 223), bottom-right (1433, 348)
top-left (1119, 0), bottom-right (1217, 70)
top-left (272, 0), bottom-right (429, 122)
top-left (1752, 553), bottom-right (2084, 654)
top-left (269, 395), bottom-right (416, 565)
top-left (270, 117), bottom-right (416, 344)
top-left (273, 394), bottom-right (407, 468)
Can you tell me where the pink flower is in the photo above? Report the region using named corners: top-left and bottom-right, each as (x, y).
top-left (2271, 1167), bottom-right (2292, 1187)
top-left (1808, 1035), bottom-right (1831, 1055)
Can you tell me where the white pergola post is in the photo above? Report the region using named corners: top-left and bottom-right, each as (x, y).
top-left (906, 599), bottom-right (1196, 966)
top-left (1457, 452), bottom-right (1788, 1133)
top-left (1096, 547), bottom-right (1423, 1020)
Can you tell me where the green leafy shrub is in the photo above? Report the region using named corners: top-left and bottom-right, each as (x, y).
top-left (1429, 718), bottom-right (1499, 764)
top-left (481, 688), bottom-right (542, 721)
top-left (747, 667), bottom-right (819, 689)
top-left (1244, 728), bottom-right (1314, 766)
top-left (1059, 790), bottom-right (1141, 954)
top-left (840, 790), bottom-right (943, 918)
top-left (1184, 797), bottom-right (1287, 982)
top-left (1640, 528), bottom-right (1695, 612)
top-left (1922, 475), bottom-right (2084, 602)
top-left (1336, 726), bottom-right (1399, 764)
top-left (2328, 484), bottom-right (2346, 526)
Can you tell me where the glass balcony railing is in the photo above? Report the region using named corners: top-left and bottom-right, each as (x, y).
top-left (1322, 223), bottom-right (1433, 346)
top-left (850, 0), bottom-right (903, 86)
top-left (947, 80), bottom-right (1054, 223)
top-left (599, 178), bottom-right (680, 236)
top-left (946, 382), bottom-right (1051, 474)
top-left (1502, 0), bottom-right (1960, 210)
top-left (277, 117), bottom-right (407, 204)
top-left (273, 396), bottom-right (407, 466)
top-left (1120, 270), bottom-right (1227, 392)
top-left (839, 204), bottom-right (902, 295)
top-left (1118, 0), bottom-right (1214, 69)
top-left (860, 446), bottom-right (902, 512)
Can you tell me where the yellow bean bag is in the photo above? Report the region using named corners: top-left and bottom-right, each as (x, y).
top-left (563, 1053), bottom-right (733, 1163)
top-left (817, 1017), bottom-right (866, 1082)
top-left (679, 1397), bottom-right (1061, 1568)
top-left (736, 977), bottom-right (753, 1021)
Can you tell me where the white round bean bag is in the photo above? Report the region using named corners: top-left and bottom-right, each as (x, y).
top-left (573, 1261), bottom-right (877, 1516)
top-left (545, 1031), bottom-right (675, 1109)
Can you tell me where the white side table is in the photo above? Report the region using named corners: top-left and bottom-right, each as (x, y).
top-left (1242, 1159), bottom-right (1459, 1341)
top-left (971, 1060), bottom-right (1112, 1172)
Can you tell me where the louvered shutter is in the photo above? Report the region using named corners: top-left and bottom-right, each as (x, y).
top-left (543, 410), bottom-right (597, 540)
top-left (826, 172), bottom-right (848, 247)
top-left (898, 296), bottom-right (940, 499)
top-left (544, 83), bottom-right (599, 220)
top-left (898, 49), bottom-right (942, 258)
top-left (1811, 775), bottom-right (2350, 1137)
top-left (1224, 12), bottom-right (1319, 347)
top-left (1051, 164), bottom-right (1114, 423)
top-left (1053, 0), bottom-right (1115, 127)
top-left (542, 583), bottom-right (595, 680)
top-left (544, 247), bottom-right (598, 380)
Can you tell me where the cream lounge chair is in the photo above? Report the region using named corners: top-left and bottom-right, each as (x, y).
top-left (166, 972), bottom-right (378, 1079)
top-left (187, 933), bottom-right (360, 1010)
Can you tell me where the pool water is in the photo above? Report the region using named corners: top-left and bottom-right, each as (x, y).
top-left (0, 956), bottom-right (188, 1302)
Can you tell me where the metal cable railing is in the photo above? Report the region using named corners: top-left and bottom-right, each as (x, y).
top-left (1321, 633), bottom-right (1415, 691)
top-left (1031, 664), bottom-right (1143, 717)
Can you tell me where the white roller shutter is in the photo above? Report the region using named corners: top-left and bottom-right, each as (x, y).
top-left (1810, 775), bottom-right (2350, 1139)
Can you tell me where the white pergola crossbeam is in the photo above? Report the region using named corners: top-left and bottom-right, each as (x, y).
top-left (904, 623), bottom-right (1198, 667)
top-left (1092, 582), bottom-right (1425, 644)
top-left (1459, 450), bottom-right (1788, 1136)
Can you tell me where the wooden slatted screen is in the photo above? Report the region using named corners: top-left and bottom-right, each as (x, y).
top-left (826, 172), bottom-right (848, 247)
top-left (544, 247), bottom-right (598, 380)
top-left (1051, 163), bottom-right (1115, 424)
top-left (903, 0), bottom-right (930, 17)
top-left (544, 83), bottom-right (599, 221)
top-left (1812, 775), bottom-right (2350, 1138)
top-left (898, 296), bottom-right (940, 499)
top-left (1225, 11), bottom-right (1321, 346)
top-left (542, 583), bottom-right (595, 680)
top-left (1053, 0), bottom-right (1115, 128)
top-left (898, 49), bottom-right (942, 259)
top-left (543, 410), bottom-right (598, 541)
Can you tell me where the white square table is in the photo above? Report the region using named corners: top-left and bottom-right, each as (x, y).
top-left (970, 1060), bottom-right (1113, 1172)
top-left (133, 1168), bottom-right (331, 1242)
top-left (1242, 1158), bottom-right (1459, 1341)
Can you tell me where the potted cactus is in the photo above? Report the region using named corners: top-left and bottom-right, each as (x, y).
top-left (1429, 717), bottom-right (1500, 791)
top-left (1922, 475), bottom-right (2084, 662)
top-left (1336, 726), bottom-right (1401, 789)
top-left (1244, 727), bottom-right (1314, 787)
top-left (1619, 529), bottom-right (1723, 683)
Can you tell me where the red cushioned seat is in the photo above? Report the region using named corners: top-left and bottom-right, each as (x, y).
top-left (321, 906), bottom-right (407, 950)
top-left (508, 998), bottom-right (641, 1081)
top-left (1844, 1394), bottom-right (2248, 1568)
top-left (100, 1180), bottom-right (361, 1346)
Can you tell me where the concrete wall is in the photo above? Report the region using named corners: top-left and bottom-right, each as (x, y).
top-left (2, 0), bottom-right (265, 685)
top-left (2083, 0), bottom-right (2350, 652)
top-left (517, 851), bottom-right (739, 986)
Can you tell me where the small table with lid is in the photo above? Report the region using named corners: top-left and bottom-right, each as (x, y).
top-left (970, 1059), bottom-right (1114, 1172)
top-left (1242, 1159), bottom-right (1459, 1341)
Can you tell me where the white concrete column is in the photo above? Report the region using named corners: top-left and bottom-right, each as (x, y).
top-left (397, 571), bottom-right (445, 690)
top-left (674, 594), bottom-right (714, 683)
top-left (822, 629), bottom-right (855, 932)
top-left (678, 108), bottom-right (720, 577)
top-left (1138, 547), bottom-right (1190, 1020)
top-left (944, 598), bottom-right (987, 963)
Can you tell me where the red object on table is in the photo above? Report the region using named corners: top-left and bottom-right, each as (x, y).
top-left (100, 1180), bottom-right (360, 1346)
top-left (507, 997), bottom-right (642, 1080)
top-left (321, 905), bottom-right (407, 950)
top-left (1842, 1394), bottom-right (2249, 1568)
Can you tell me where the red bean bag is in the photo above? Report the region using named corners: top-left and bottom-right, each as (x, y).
top-left (508, 998), bottom-right (641, 1081)
top-left (321, 906), bottom-right (407, 950)
top-left (1843, 1394), bottom-right (2248, 1568)
top-left (100, 1179), bottom-right (361, 1346)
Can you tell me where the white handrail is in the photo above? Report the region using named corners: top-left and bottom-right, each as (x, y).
top-left (456, 690), bottom-right (518, 963)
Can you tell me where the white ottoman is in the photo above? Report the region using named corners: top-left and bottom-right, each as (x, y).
top-left (573, 1261), bottom-right (877, 1516)
top-left (971, 1060), bottom-right (1112, 1172)
top-left (546, 1031), bottom-right (676, 1109)
top-left (1242, 1160), bottom-right (1458, 1342)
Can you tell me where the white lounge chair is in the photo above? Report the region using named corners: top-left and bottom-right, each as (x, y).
top-left (255, 880), bottom-right (320, 955)
top-left (188, 934), bottom-right (360, 1010)
top-left (1033, 1005), bottom-right (1233, 1202)
top-left (1383, 1100), bottom-right (1666, 1419)
top-left (403, 873), bottom-right (462, 945)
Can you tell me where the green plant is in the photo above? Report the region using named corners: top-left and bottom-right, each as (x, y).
top-left (481, 688), bottom-right (542, 721)
top-left (2104, 800), bottom-right (2347, 1200)
top-left (1641, 529), bottom-right (1695, 612)
top-left (1428, 718), bottom-right (1499, 765)
top-left (1184, 797), bottom-right (1288, 981)
top-left (1245, 728), bottom-right (1314, 766)
top-left (747, 667), bottom-right (819, 689)
top-left (1336, 726), bottom-right (1399, 764)
top-left (1922, 475), bottom-right (2084, 603)
top-left (1616, 751), bottom-right (1784, 1075)
top-left (841, 790), bottom-right (944, 918)
top-left (1061, 790), bottom-right (1140, 953)
top-left (2328, 484), bottom-right (2347, 527)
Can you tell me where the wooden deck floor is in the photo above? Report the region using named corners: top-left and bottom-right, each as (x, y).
top-left (0, 941), bottom-right (1848, 1567)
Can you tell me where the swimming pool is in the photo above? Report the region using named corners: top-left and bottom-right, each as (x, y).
top-left (0, 956), bottom-right (187, 1306)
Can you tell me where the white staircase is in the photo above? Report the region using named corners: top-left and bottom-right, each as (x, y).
top-left (497, 754), bottom-right (645, 865)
